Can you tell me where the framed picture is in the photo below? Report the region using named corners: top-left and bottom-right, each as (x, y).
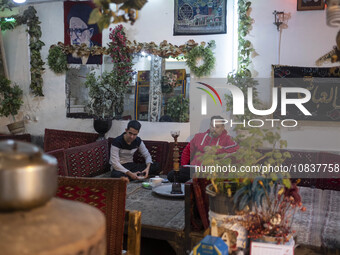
top-left (297, 0), bottom-right (325, 11)
top-left (174, 0), bottom-right (227, 35)
top-left (64, 1), bottom-right (102, 64)
top-left (0, 28), bottom-right (9, 79)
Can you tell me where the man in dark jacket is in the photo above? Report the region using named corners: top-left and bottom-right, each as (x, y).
top-left (167, 116), bottom-right (239, 183)
top-left (110, 120), bottom-right (160, 180)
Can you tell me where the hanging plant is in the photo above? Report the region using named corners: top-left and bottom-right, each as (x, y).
top-left (0, 0), bottom-right (15, 11)
top-left (51, 39), bottom-right (202, 59)
top-left (225, 0), bottom-right (259, 122)
top-left (185, 40), bottom-right (216, 78)
top-left (17, 6), bottom-right (45, 96)
top-left (0, 17), bottom-right (16, 30)
top-left (2, 6), bottom-right (45, 96)
top-left (47, 46), bottom-right (68, 74)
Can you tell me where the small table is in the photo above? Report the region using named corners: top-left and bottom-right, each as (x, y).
top-left (125, 181), bottom-right (186, 255)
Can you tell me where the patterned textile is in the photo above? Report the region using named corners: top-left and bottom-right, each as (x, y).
top-left (0, 133), bottom-right (31, 142)
top-left (292, 186), bottom-right (326, 247)
top-left (64, 140), bottom-right (110, 177)
top-left (164, 142), bottom-right (189, 174)
top-left (322, 189), bottom-right (340, 249)
top-left (44, 128), bottom-right (99, 152)
top-left (284, 150), bottom-right (319, 188)
top-left (47, 148), bottom-right (68, 176)
top-left (133, 140), bottom-right (169, 170)
top-left (56, 177), bottom-right (128, 255)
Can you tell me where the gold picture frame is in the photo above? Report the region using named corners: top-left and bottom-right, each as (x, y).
top-left (297, 0), bottom-right (325, 11)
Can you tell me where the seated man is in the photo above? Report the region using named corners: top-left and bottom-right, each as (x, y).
top-left (167, 116), bottom-right (239, 183)
top-left (110, 120), bottom-right (160, 180)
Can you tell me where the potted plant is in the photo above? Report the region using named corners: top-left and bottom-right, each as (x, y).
top-left (0, 75), bottom-right (24, 134)
top-left (197, 127), bottom-right (292, 215)
top-left (166, 95), bottom-right (189, 122)
top-left (225, 179), bottom-right (306, 245)
top-left (84, 70), bottom-right (127, 138)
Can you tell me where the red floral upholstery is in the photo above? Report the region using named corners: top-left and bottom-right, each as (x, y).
top-left (44, 128), bottom-right (99, 152)
top-left (64, 140), bottom-right (110, 177)
top-left (56, 177), bottom-right (128, 255)
top-left (164, 142), bottom-right (189, 174)
top-left (46, 148), bottom-right (68, 176)
top-left (133, 140), bottom-right (169, 170)
top-left (0, 133), bottom-right (31, 142)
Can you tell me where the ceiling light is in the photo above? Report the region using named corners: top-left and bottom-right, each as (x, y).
top-left (13, 0), bottom-right (26, 3)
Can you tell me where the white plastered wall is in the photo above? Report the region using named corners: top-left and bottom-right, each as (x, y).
top-left (0, 0), bottom-right (339, 150)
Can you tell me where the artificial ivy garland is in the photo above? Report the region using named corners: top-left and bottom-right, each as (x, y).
top-left (47, 46), bottom-right (68, 74)
top-left (185, 40), bottom-right (216, 78)
top-left (1, 6), bottom-right (45, 96)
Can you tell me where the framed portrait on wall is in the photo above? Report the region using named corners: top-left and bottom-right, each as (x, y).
top-left (0, 28), bottom-right (9, 79)
top-left (297, 0), bottom-right (325, 11)
top-left (173, 0), bottom-right (227, 35)
top-left (64, 1), bottom-right (102, 64)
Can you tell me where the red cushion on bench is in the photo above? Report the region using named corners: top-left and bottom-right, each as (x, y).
top-left (44, 128), bottom-right (98, 152)
top-left (56, 177), bottom-right (128, 255)
top-left (64, 140), bottom-right (110, 177)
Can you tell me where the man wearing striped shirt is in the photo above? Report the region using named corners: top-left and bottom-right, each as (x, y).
top-left (110, 120), bottom-right (160, 180)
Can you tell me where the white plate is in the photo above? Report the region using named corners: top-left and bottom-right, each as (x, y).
top-left (152, 184), bottom-right (185, 197)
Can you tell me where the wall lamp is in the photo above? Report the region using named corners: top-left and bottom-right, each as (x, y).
top-left (273, 10), bottom-right (285, 31)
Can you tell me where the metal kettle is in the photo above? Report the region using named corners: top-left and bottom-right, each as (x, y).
top-left (0, 140), bottom-right (57, 211)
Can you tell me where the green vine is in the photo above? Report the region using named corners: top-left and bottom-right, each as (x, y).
top-left (47, 46), bottom-right (68, 74)
top-left (226, 0), bottom-right (259, 122)
top-left (0, 17), bottom-right (16, 30)
top-left (1, 6), bottom-right (45, 96)
top-left (0, 0), bottom-right (16, 12)
top-left (185, 40), bottom-right (216, 78)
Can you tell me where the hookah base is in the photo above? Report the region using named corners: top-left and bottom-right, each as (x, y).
top-left (171, 183), bottom-right (183, 194)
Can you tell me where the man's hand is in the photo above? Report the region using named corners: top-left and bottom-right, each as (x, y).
top-left (141, 163), bottom-right (151, 178)
top-left (126, 171), bottom-right (140, 180)
top-left (141, 168), bottom-right (149, 178)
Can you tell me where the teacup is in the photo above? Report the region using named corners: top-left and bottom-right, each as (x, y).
top-left (149, 176), bottom-right (163, 187)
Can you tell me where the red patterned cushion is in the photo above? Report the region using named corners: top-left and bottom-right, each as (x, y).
top-left (56, 177), bottom-right (128, 255)
top-left (44, 128), bottom-right (99, 152)
top-left (133, 140), bottom-right (169, 170)
top-left (64, 140), bottom-right (110, 177)
top-left (46, 148), bottom-right (68, 176)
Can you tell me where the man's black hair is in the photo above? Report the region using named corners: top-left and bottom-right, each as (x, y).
top-left (210, 115), bottom-right (224, 122)
top-left (127, 120), bottom-right (141, 131)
